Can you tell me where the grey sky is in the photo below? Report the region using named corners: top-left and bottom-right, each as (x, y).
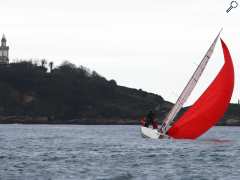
top-left (1, 0), bottom-right (240, 105)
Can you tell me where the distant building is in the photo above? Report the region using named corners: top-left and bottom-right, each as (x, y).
top-left (0, 34), bottom-right (9, 64)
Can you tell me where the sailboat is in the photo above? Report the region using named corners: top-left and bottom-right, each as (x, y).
top-left (140, 30), bottom-right (235, 139)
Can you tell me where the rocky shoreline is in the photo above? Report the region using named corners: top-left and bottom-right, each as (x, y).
top-left (0, 116), bottom-right (138, 125)
top-left (1, 115), bottom-right (240, 126)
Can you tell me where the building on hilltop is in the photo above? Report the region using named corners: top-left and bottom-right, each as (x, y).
top-left (0, 34), bottom-right (9, 64)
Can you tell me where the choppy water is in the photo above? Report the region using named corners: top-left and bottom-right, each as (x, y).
top-left (0, 125), bottom-right (240, 180)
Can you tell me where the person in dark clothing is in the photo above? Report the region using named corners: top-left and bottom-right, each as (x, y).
top-left (145, 110), bottom-right (156, 127)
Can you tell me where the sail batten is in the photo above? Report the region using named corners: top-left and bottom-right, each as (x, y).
top-left (160, 30), bottom-right (222, 133)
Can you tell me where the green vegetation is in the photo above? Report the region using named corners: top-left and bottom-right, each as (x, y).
top-left (0, 60), bottom-right (172, 124)
top-left (219, 104), bottom-right (240, 126)
top-left (0, 60), bottom-right (239, 125)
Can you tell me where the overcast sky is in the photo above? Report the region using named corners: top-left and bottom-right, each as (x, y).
top-left (1, 0), bottom-right (240, 106)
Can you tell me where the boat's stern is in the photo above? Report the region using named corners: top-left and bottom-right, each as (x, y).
top-left (140, 126), bottom-right (169, 139)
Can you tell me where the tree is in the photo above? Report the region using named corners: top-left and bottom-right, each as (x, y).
top-left (109, 79), bottom-right (117, 87)
top-left (49, 61), bottom-right (53, 73)
top-left (41, 59), bottom-right (47, 68)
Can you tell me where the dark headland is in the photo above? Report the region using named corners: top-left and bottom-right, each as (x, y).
top-left (0, 60), bottom-right (239, 125)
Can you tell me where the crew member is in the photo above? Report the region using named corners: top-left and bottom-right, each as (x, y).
top-left (145, 110), bottom-right (156, 127)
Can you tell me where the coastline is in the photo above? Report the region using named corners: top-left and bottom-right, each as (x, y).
top-left (0, 115), bottom-right (240, 126)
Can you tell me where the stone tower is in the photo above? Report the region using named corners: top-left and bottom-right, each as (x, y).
top-left (0, 34), bottom-right (9, 64)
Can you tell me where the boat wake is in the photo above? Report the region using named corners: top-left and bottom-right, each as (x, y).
top-left (199, 139), bottom-right (234, 144)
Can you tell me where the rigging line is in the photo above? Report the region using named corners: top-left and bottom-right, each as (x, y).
top-left (159, 29), bottom-right (222, 134)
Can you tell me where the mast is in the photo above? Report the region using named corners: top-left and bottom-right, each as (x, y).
top-left (160, 29), bottom-right (222, 134)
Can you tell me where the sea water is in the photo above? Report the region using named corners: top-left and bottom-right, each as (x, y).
top-left (0, 125), bottom-right (240, 180)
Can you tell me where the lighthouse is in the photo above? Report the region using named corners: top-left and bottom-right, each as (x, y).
top-left (0, 34), bottom-right (9, 64)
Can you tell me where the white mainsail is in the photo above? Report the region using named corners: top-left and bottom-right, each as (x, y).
top-left (160, 30), bottom-right (222, 133)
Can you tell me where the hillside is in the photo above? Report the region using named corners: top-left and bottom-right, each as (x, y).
top-left (218, 104), bottom-right (240, 126)
top-left (0, 60), bottom-right (172, 124)
top-left (0, 60), bottom-right (239, 125)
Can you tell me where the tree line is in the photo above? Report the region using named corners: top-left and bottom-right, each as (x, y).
top-left (0, 60), bottom-right (168, 123)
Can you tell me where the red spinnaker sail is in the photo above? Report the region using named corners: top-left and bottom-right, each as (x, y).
top-left (167, 39), bottom-right (234, 139)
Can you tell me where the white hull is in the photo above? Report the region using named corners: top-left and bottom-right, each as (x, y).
top-left (140, 126), bottom-right (170, 139)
